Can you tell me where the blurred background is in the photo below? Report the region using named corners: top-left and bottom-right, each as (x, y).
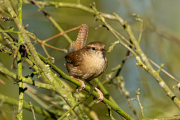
top-left (0, 0), bottom-right (180, 120)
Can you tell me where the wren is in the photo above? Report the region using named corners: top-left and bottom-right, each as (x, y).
top-left (65, 24), bottom-right (108, 103)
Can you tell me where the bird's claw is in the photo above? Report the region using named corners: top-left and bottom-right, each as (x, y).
top-left (94, 87), bottom-right (104, 103)
top-left (76, 82), bottom-right (85, 92)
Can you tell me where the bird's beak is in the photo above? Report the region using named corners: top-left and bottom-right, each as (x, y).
top-left (99, 49), bottom-right (106, 52)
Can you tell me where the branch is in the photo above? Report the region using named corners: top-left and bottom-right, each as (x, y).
top-left (31, 0), bottom-right (72, 44)
top-left (116, 76), bottom-right (140, 120)
top-left (16, 0), bottom-right (24, 119)
top-left (4, 0), bottom-right (89, 119)
top-left (90, 2), bottom-right (180, 110)
top-left (22, 1), bottom-right (117, 21)
top-left (0, 93), bottom-right (61, 118)
top-left (37, 53), bottom-right (134, 120)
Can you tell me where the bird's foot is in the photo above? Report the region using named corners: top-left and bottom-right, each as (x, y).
top-left (70, 76), bottom-right (85, 92)
top-left (76, 80), bottom-right (85, 92)
top-left (94, 87), bottom-right (104, 103)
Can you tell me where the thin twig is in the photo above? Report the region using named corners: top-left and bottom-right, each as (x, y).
top-left (0, 108), bottom-right (8, 120)
top-left (37, 53), bottom-right (134, 120)
top-left (58, 94), bottom-right (91, 120)
top-left (103, 53), bottom-right (132, 85)
top-left (132, 14), bottom-right (143, 44)
top-left (114, 31), bottom-right (134, 48)
top-left (44, 25), bottom-right (81, 43)
top-left (29, 102), bottom-right (37, 120)
top-left (148, 58), bottom-right (179, 83)
top-left (28, 34), bottom-right (67, 57)
top-left (41, 44), bottom-right (51, 57)
top-left (0, 79), bottom-right (6, 85)
top-left (44, 44), bottom-right (67, 53)
top-left (31, 0), bottom-right (72, 43)
top-left (113, 9), bottom-right (180, 110)
top-left (23, 1), bottom-right (117, 20)
top-left (135, 88), bottom-right (145, 118)
top-left (107, 105), bottom-right (116, 120)
top-left (26, 91), bottom-right (50, 110)
top-left (1, 4), bottom-right (89, 116)
top-left (0, 93), bottom-right (61, 117)
top-left (116, 76), bottom-right (140, 120)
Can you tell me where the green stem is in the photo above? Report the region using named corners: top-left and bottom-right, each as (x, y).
top-left (122, 16), bottom-right (180, 109)
top-left (38, 53), bottom-right (134, 120)
top-left (23, 1), bottom-right (117, 21)
top-left (0, 65), bottom-right (64, 92)
top-left (4, 0), bottom-right (89, 119)
top-left (91, 3), bottom-right (180, 110)
top-left (17, 52), bottom-right (24, 120)
top-left (28, 102), bottom-right (37, 120)
top-left (58, 94), bottom-right (91, 120)
top-left (25, 91), bottom-right (50, 110)
top-left (94, 78), bottom-right (118, 106)
top-left (17, 0), bottom-right (24, 119)
top-left (0, 93), bottom-right (61, 118)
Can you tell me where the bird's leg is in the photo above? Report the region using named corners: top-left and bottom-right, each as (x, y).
top-left (86, 81), bottom-right (104, 103)
top-left (70, 76), bottom-right (85, 92)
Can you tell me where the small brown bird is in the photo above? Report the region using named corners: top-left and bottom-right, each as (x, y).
top-left (65, 24), bottom-right (108, 103)
top-left (65, 42), bottom-right (108, 102)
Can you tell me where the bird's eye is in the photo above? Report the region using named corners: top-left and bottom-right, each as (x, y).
top-left (92, 47), bottom-right (95, 50)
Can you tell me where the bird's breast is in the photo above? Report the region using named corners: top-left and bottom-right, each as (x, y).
top-left (81, 53), bottom-right (107, 80)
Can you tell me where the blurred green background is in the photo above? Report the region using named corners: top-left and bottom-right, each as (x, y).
top-left (0, 0), bottom-right (180, 120)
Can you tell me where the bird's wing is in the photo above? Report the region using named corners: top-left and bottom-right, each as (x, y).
top-left (65, 51), bottom-right (83, 66)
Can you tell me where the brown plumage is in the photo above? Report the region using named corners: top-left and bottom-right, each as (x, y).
top-left (65, 24), bottom-right (108, 103)
top-left (65, 42), bottom-right (108, 81)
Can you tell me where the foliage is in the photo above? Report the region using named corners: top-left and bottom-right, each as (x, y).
top-left (0, 0), bottom-right (180, 120)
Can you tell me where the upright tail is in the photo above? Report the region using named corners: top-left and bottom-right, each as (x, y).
top-left (69, 24), bottom-right (88, 52)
